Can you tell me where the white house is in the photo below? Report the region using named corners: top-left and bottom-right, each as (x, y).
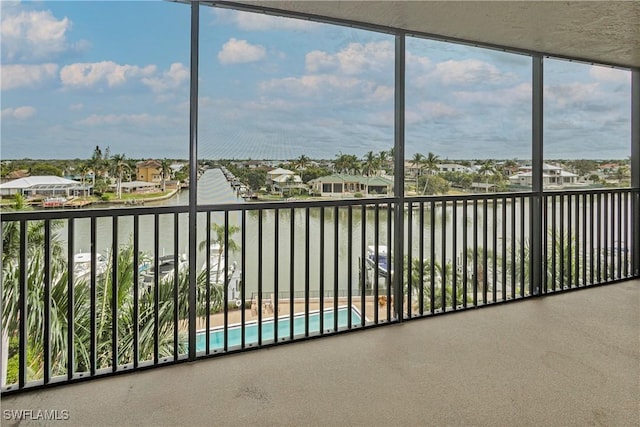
top-left (309, 174), bottom-right (393, 197)
top-left (509, 163), bottom-right (578, 187)
top-left (266, 168), bottom-right (295, 186)
top-left (0, 176), bottom-right (92, 198)
top-left (437, 163), bottom-right (471, 173)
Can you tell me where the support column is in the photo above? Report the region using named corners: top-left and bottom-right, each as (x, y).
top-left (188, 0), bottom-right (200, 360)
top-left (631, 69), bottom-right (639, 276)
top-left (393, 32), bottom-right (406, 319)
top-left (531, 55), bottom-right (544, 295)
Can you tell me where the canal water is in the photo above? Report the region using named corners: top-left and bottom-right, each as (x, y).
top-left (63, 169), bottom-right (628, 297)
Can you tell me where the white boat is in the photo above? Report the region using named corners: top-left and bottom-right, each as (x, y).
top-left (73, 252), bottom-right (107, 281)
top-left (366, 245), bottom-right (390, 277)
top-left (140, 253), bottom-right (188, 285)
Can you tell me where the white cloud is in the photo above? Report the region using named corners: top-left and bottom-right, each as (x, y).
top-left (453, 83), bottom-right (532, 106)
top-left (407, 102), bottom-right (457, 124)
top-left (544, 82), bottom-right (599, 108)
top-left (141, 62), bottom-right (189, 92)
top-left (588, 66), bottom-right (630, 83)
top-left (305, 41), bottom-right (394, 75)
top-left (77, 113), bottom-right (167, 126)
top-left (69, 103), bottom-right (84, 111)
top-left (244, 97), bottom-right (302, 112)
top-left (305, 50), bottom-right (337, 73)
top-left (60, 61), bottom-right (156, 88)
top-left (430, 59), bottom-right (512, 86)
top-left (214, 9), bottom-right (318, 31)
top-left (259, 74), bottom-right (363, 97)
top-left (370, 85), bottom-right (394, 103)
top-left (1, 106), bottom-right (36, 120)
top-left (1, 6), bottom-right (88, 62)
top-left (218, 38), bottom-right (266, 65)
top-left (1, 63), bottom-right (58, 90)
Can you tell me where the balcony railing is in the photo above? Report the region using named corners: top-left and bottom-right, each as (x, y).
top-left (1, 188), bottom-right (638, 393)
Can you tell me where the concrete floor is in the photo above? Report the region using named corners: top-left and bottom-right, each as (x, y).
top-left (2, 280), bottom-right (639, 427)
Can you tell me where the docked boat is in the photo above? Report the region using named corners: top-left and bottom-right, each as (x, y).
top-left (140, 253), bottom-right (188, 285)
top-left (73, 252), bottom-right (108, 281)
top-left (42, 197), bottom-right (68, 208)
top-left (366, 245), bottom-right (390, 277)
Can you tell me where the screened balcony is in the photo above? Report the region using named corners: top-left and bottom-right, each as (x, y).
top-left (1, 3), bottom-right (638, 423)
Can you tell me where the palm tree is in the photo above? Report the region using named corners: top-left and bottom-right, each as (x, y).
top-left (2, 234), bottom-right (223, 384)
top-left (199, 223), bottom-right (240, 283)
top-left (406, 257), bottom-right (472, 312)
top-left (411, 153), bottom-right (425, 191)
top-left (378, 150), bottom-right (389, 174)
top-left (362, 151), bottom-right (379, 177)
top-left (295, 154), bottom-right (310, 172)
top-left (478, 160), bottom-right (496, 193)
top-left (334, 152), bottom-right (360, 175)
top-left (159, 159), bottom-right (172, 193)
top-left (110, 154), bottom-right (130, 199)
top-left (75, 162), bottom-right (89, 197)
top-left (421, 152), bottom-right (440, 195)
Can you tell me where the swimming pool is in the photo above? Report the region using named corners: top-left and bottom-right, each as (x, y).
top-left (196, 306), bottom-right (361, 351)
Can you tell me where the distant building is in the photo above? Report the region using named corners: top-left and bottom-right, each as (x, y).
top-left (470, 182), bottom-right (497, 193)
top-left (136, 160), bottom-right (162, 183)
top-left (109, 181), bottom-right (159, 194)
top-left (267, 168), bottom-right (304, 194)
top-left (266, 168), bottom-right (296, 186)
top-left (309, 174), bottom-right (393, 197)
top-left (437, 163), bottom-right (470, 173)
top-left (509, 163), bottom-right (578, 187)
top-left (0, 176), bottom-right (92, 198)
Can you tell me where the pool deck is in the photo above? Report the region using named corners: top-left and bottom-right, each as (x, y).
top-left (2, 279), bottom-right (639, 426)
top-left (196, 296), bottom-right (392, 331)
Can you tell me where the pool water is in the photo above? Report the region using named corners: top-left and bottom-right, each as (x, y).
top-left (196, 306), bottom-right (361, 351)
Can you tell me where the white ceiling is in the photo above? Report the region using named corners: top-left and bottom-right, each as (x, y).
top-left (224, 1), bottom-right (640, 69)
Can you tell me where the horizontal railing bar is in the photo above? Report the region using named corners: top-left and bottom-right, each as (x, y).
top-left (3, 189), bottom-right (637, 223)
top-left (0, 205), bottom-right (190, 221)
top-left (196, 197), bottom-right (396, 212)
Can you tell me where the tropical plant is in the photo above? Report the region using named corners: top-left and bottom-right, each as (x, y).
top-left (159, 158), bottom-right (172, 192)
top-left (421, 152), bottom-right (440, 195)
top-left (294, 154), bottom-right (310, 171)
top-left (478, 159), bottom-right (496, 193)
top-left (110, 154), bottom-right (130, 199)
top-left (198, 223), bottom-right (240, 283)
top-left (405, 257), bottom-right (472, 312)
top-left (2, 220), bottom-right (224, 384)
top-left (378, 150), bottom-right (389, 174)
top-left (411, 153), bottom-right (425, 190)
top-left (333, 152), bottom-right (360, 175)
top-left (362, 151), bottom-right (380, 177)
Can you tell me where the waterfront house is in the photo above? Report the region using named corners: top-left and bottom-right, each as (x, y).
top-left (136, 160), bottom-right (162, 184)
top-left (437, 163), bottom-right (470, 173)
top-left (309, 174), bottom-right (393, 197)
top-left (266, 167), bottom-right (295, 184)
top-left (108, 180), bottom-right (159, 194)
top-left (0, 176), bottom-right (92, 198)
top-left (509, 163), bottom-right (578, 187)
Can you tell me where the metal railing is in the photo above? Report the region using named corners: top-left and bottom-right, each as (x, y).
top-left (1, 189), bottom-right (638, 393)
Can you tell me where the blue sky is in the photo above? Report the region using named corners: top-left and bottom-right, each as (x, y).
top-left (0, 1), bottom-right (632, 161)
